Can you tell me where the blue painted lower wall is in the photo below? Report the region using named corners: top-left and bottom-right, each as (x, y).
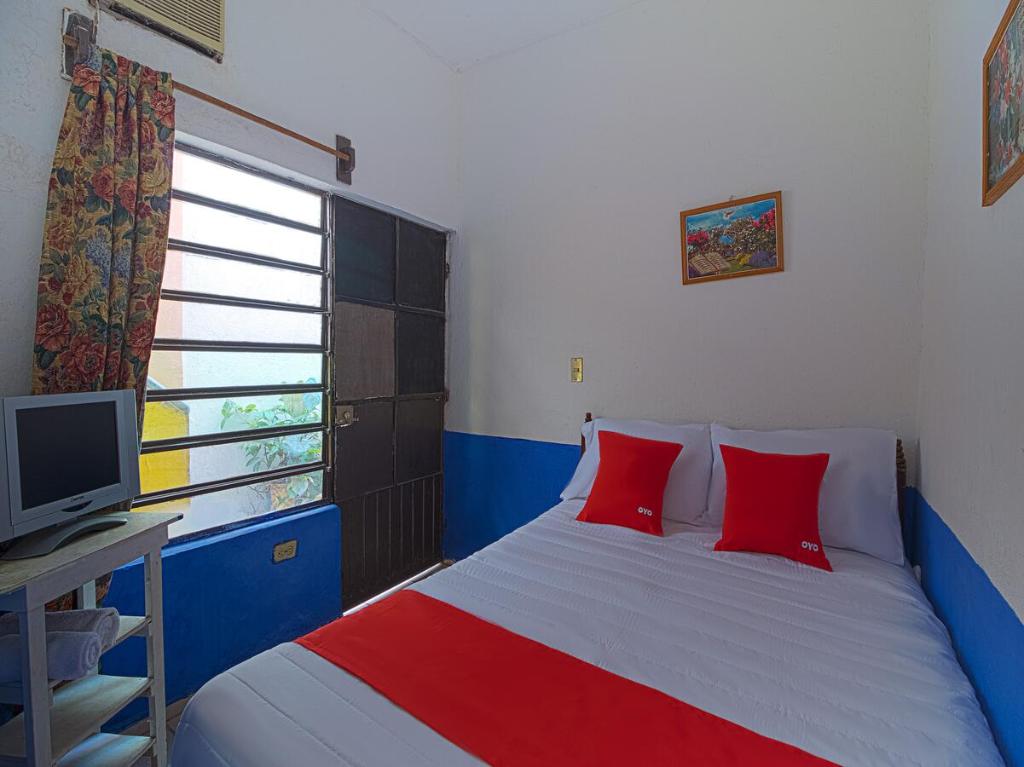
top-left (443, 430), bottom-right (1022, 766)
top-left (103, 504), bottom-right (342, 729)
top-left (443, 431), bottom-right (580, 560)
top-left (904, 489), bottom-right (1023, 767)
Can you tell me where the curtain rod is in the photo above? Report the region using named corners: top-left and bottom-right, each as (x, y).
top-left (62, 34), bottom-right (352, 165)
top-left (172, 83), bottom-right (352, 164)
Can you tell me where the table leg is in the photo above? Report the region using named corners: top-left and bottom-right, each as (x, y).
top-left (144, 549), bottom-right (167, 766)
top-left (18, 606), bottom-right (51, 766)
top-left (73, 580), bottom-right (97, 610)
top-left (73, 580), bottom-right (100, 682)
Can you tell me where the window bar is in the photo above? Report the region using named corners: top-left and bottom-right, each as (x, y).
top-left (167, 239), bottom-right (327, 276)
top-left (322, 191), bottom-right (336, 505)
top-left (134, 461), bottom-right (326, 507)
top-left (160, 289), bottom-right (328, 314)
top-left (141, 422), bottom-right (325, 454)
top-left (171, 189), bottom-right (325, 235)
top-left (175, 143), bottom-right (328, 197)
top-left (151, 339), bottom-right (323, 353)
top-left (145, 382), bottom-right (324, 402)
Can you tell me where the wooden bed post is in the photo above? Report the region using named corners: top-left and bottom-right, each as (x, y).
top-left (582, 412), bottom-right (593, 454)
top-left (896, 438), bottom-right (907, 522)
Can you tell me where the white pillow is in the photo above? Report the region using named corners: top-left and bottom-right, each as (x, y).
top-left (705, 424), bottom-right (903, 564)
top-left (561, 419), bottom-right (712, 524)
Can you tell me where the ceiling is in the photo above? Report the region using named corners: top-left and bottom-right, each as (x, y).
top-left (360, 0), bottom-right (650, 72)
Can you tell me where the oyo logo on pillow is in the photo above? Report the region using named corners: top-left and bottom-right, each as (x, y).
top-left (636, 507), bottom-right (654, 517)
top-left (801, 541), bottom-right (820, 552)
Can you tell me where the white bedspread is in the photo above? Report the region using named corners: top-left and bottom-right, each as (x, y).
top-left (172, 500), bottom-right (1003, 766)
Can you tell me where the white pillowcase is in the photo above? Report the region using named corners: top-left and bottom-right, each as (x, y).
top-left (561, 419), bottom-right (712, 524)
top-left (705, 424), bottom-right (903, 565)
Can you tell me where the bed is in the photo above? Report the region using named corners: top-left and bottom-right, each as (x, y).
top-left (171, 499), bottom-right (1002, 766)
top-left (172, 418), bottom-right (1003, 766)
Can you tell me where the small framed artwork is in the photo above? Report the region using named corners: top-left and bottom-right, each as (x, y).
top-left (984, 0), bottom-right (1024, 206)
top-left (680, 191), bottom-right (784, 284)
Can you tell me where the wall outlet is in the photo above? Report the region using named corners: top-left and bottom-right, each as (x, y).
top-left (273, 540), bottom-right (298, 564)
top-left (570, 357), bottom-right (584, 383)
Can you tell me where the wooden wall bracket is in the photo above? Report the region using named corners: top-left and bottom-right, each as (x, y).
top-left (336, 134), bottom-right (356, 185)
top-left (62, 10), bottom-right (97, 79)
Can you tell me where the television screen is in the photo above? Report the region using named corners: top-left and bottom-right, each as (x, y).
top-left (16, 402), bottom-right (121, 510)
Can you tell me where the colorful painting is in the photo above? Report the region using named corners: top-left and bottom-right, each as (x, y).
top-left (680, 191), bottom-right (783, 284)
top-left (984, 0), bottom-right (1024, 206)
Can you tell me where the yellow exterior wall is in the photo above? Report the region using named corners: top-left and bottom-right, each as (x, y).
top-left (139, 401), bottom-right (190, 495)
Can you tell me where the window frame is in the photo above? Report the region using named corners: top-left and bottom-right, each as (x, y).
top-left (135, 143), bottom-right (334, 541)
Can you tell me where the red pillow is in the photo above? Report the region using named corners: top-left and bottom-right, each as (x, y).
top-left (714, 445), bottom-right (832, 571)
top-left (576, 431), bottom-right (682, 536)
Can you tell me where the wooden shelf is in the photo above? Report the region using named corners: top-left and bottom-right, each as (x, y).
top-left (0, 514), bottom-right (180, 597)
top-left (0, 675), bottom-right (150, 761)
top-left (112, 615), bottom-right (149, 645)
top-left (0, 514), bottom-right (176, 765)
top-left (58, 733), bottom-right (153, 767)
top-left (0, 615), bottom-right (150, 706)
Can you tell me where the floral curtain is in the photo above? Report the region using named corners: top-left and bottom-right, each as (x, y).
top-left (31, 49), bottom-right (174, 608)
top-left (32, 48), bottom-right (175, 425)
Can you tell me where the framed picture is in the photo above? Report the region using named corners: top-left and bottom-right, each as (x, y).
top-left (680, 191), bottom-right (784, 284)
top-left (984, 0), bottom-right (1024, 206)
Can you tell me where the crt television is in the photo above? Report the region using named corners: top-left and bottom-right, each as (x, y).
top-left (0, 390), bottom-right (141, 557)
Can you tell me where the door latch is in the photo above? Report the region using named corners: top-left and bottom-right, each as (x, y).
top-left (336, 405), bottom-right (358, 427)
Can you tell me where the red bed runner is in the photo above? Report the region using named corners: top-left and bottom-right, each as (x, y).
top-left (298, 590), bottom-right (836, 766)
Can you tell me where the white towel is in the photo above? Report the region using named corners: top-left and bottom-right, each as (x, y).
top-left (0, 608), bottom-right (120, 649)
top-left (0, 631), bottom-right (102, 682)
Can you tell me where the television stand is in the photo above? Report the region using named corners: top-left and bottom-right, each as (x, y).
top-left (0, 511), bottom-right (180, 766)
top-left (0, 515), bottom-right (129, 561)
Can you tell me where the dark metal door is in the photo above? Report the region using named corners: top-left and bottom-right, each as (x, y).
top-left (332, 197), bottom-right (447, 609)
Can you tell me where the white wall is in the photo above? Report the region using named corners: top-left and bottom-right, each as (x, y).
top-left (448, 0), bottom-right (930, 452)
top-left (918, 0), bottom-right (1024, 619)
top-left (0, 0), bottom-right (460, 397)
top-left (3, 0), bottom-right (1020, 619)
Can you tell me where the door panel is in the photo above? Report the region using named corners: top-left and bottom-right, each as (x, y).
top-left (333, 196), bottom-right (447, 609)
top-left (340, 474), bottom-right (443, 608)
top-left (334, 197), bottom-right (396, 304)
top-left (334, 302), bottom-right (395, 400)
top-left (396, 313), bottom-right (445, 395)
top-left (398, 475), bottom-right (443, 575)
top-left (334, 401), bottom-right (394, 500)
top-left (396, 398), bottom-right (444, 483)
top-left (398, 220), bottom-right (446, 311)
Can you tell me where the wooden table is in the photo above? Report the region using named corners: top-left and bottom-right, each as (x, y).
top-left (0, 512), bottom-right (180, 766)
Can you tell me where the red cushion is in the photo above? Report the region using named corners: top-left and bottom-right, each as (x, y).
top-left (714, 445), bottom-right (832, 571)
top-left (576, 431), bottom-right (682, 536)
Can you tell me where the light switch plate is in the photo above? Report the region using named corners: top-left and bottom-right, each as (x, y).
top-left (570, 357), bottom-right (584, 383)
top-left (273, 539), bottom-right (298, 563)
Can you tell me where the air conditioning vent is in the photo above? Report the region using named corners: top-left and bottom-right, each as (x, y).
top-left (104, 0), bottom-right (225, 60)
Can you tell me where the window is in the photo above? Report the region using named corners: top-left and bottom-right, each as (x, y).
top-left (136, 146), bottom-right (330, 538)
